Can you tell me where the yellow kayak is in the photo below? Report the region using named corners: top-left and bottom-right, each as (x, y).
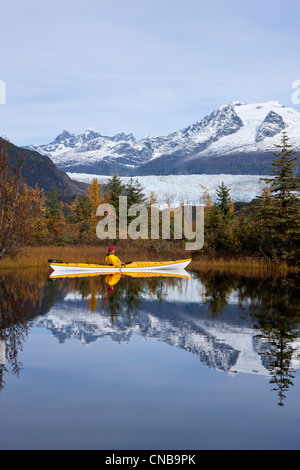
top-left (49, 258), bottom-right (191, 274)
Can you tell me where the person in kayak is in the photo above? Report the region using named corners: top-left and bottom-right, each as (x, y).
top-left (105, 246), bottom-right (125, 267)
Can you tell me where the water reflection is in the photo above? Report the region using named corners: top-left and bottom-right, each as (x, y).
top-left (0, 268), bottom-right (299, 407)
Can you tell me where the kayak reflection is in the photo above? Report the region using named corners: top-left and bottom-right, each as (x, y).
top-left (49, 269), bottom-right (191, 294)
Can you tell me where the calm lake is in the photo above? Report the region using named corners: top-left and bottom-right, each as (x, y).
top-left (0, 267), bottom-right (299, 450)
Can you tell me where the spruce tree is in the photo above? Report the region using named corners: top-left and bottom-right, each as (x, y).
top-left (253, 186), bottom-right (276, 257)
top-left (204, 182), bottom-right (238, 254)
top-left (264, 132), bottom-right (299, 204)
top-left (215, 182), bottom-right (233, 220)
top-left (257, 132), bottom-right (300, 262)
top-left (204, 203), bottom-right (238, 254)
top-left (106, 171), bottom-right (125, 218)
top-left (125, 177), bottom-right (146, 206)
top-left (46, 187), bottom-right (61, 221)
top-left (45, 187), bottom-right (66, 241)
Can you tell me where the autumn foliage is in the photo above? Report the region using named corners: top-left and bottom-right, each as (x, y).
top-left (0, 133), bottom-right (299, 265)
top-left (0, 140), bottom-right (46, 257)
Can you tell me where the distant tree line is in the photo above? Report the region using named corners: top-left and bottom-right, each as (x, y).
top-left (0, 132), bottom-right (299, 265)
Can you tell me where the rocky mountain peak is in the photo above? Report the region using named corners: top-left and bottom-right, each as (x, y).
top-left (54, 130), bottom-right (75, 144)
top-left (255, 110), bottom-right (286, 142)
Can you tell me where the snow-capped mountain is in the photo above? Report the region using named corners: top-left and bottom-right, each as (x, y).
top-left (25, 128), bottom-right (136, 158)
top-left (24, 101), bottom-right (300, 176)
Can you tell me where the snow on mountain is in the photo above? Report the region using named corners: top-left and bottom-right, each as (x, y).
top-left (255, 110), bottom-right (286, 142)
top-left (210, 101), bottom-right (298, 155)
top-left (66, 173), bottom-right (266, 203)
top-left (23, 101), bottom-right (300, 176)
top-left (25, 128), bottom-right (136, 158)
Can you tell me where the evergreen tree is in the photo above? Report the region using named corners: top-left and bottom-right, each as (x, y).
top-left (203, 182), bottom-right (238, 254)
top-left (78, 194), bottom-right (92, 218)
top-left (124, 177), bottom-right (147, 231)
top-left (257, 132), bottom-right (300, 262)
top-left (264, 132), bottom-right (299, 204)
top-left (106, 171), bottom-right (125, 218)
top-left (125, 177), bottom-right (146, 206)
top-left (204, 203), bottom-right (238, 254)
top-left (215, 182), bottom-right (233, 220)
top-left (254, 185), bottom-right (277, 258)
top-left (46, 187), bottom-right (61, 221)
top-left (45, 187), bottom-right (66, 242)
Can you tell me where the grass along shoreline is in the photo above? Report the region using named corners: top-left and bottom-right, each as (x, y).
top-left (0, 245), bottom-right (297, 274)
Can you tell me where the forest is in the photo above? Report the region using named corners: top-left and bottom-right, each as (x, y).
top-left (0, 133), bottom-right (299, 266)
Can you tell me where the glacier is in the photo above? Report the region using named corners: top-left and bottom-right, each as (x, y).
top-left (67, 172), bottom-right (268, 204)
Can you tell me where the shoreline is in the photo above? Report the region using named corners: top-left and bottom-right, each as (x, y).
top-left (0, 245), bottom-right (297, 274)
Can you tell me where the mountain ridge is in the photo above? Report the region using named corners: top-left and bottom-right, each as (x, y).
top-left (24, 101), bottom-right (300, 176)
top-left (1, 138), bottom-right (88, 196)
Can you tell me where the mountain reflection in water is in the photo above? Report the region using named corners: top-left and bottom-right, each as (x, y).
top-left (0, 268), bottom-right (299, 407)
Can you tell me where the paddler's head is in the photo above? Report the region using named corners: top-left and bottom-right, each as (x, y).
top-left (108, 246), bottom-right (116, 254)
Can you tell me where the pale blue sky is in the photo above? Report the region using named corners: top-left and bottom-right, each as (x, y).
top-left (0, 0), bottom-right (300, 145)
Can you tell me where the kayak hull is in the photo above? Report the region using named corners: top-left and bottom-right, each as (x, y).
top-left (50, 258), bottom-right (191, 273)
top-left (49, 269), bottom-right (191, 279)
